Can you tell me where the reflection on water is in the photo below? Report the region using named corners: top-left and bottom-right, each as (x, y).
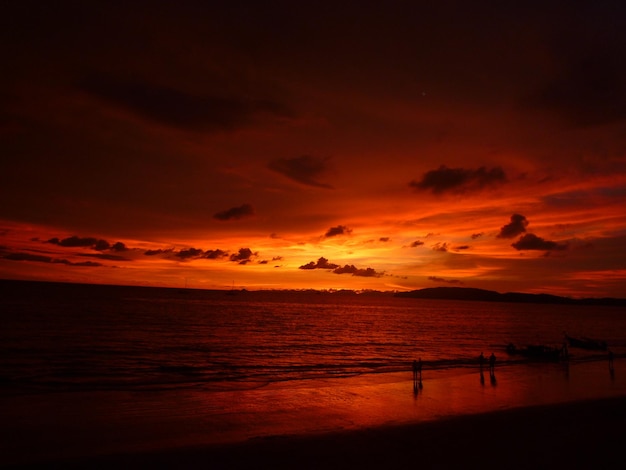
top-left (1, 282), bottom-right (626, 466)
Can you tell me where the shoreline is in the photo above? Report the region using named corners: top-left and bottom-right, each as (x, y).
top-left (10, 395), bottom-right (626, 469)
top-left (2, 359), bottom-right (623, 469)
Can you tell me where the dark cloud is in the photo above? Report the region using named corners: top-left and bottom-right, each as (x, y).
top-left (78, 253), bottom-right (130, 261)
top-left (511, 233), bottom-right (568, 251)
top-left (454, 245), bottom-right (470, 250)
top-left (213, 204), bottom-right (255, 221)
top-left (428, 276), bottom-right (464, 285)
top-left (324, 225), bottom-right (352, 238)
top-left (268, 155), bottom-right (333, 189)
top-left (333, 265), bottom-right (382, 277)
top-left (71, 261), bottom-right (103, 267)
top-left (497, 214), bottom-right (529, 239)
top-left (298, 257), bottom-right (381, 276)
top-left (176, 248), bottom-right (204, 259)
top-left (299, 257), bottom-right (339, 270)
top-left (4, 252), bottom-right (55, 263)
top-left (471, 232), bottom-right (484, 239)
top-left (110, 242), bottom-right (128, 252)
top-left (379, 237), bottom-right (390, 242)
top-left (3, 252), bottom-right (103, 266)
top-left (48, 236), bottom-right (109, 250)
top-left (145, 247), bottom-right (228, 260)
top-left (410, 240), bottom-right (424, 247)
top-left (144, 248), bottom-right (173, 256)
top-left (81, 75), bottom-right (292, 132)
top-left (230, 248), bottom-right (256, 263)
top-left (204, 249), bottom-right (228, 260)
top-left (47, 236), bottom-right (130, 252)
top-left (409, 165), bottom-right (506, 194)
top-left (432, 242), bottom-right (449, 252)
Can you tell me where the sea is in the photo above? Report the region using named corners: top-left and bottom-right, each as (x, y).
top-left (1, 280), bottom-right (625, 465)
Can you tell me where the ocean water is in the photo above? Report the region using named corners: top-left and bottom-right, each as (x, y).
top-left (1, 280), bottom-right (625, 464)
top-left (1, 280), bottom-right (624, 395)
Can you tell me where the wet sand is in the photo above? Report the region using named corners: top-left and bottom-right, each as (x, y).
top-left (17, 396), bottom-right (626, 469)
top-left (3, 360), bottom-right (624, 469)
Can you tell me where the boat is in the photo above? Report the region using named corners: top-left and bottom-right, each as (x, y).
top-left (506, 343), bottom-right (563, 361)
top-left (564, 333), bottom-right (607, 351)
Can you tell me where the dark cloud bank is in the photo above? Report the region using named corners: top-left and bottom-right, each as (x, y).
top-left (496, 215), bottom-right (568, 252)
top-left (81, 75), bottom-right (292, 132)
top-left (299, 257), bottom-right (382, 277)
top-left (268, 155), bottom-right (333, 189)
top-left (512, 233), bottom-right (568, 251)
top-left (410, 165), bottom-right (506, 194)
top-left (2, 252), bottom-right (103, 267)
top-left (214, 204), bottom-right (255, 221)
top-left (48, 236), bottom-right (128, 252)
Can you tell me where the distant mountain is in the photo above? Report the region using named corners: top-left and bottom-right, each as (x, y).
top-left (395, 287), bottom-right (626, 306)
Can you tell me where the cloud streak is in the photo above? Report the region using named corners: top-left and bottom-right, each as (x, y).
top-left (268, 155), bottom-right (333, 188)
top-left (410, 165), bottom-right (506, 194)
top-left (511, 233), bottom-right (568, 251)
top-left (3, 252), bottom-right (103, 267)
top-left (214, 204), bottom-right (255, 221)
top-left (81, 75), bottom-right (292, 132)
top-left (428, 276), bottom-right (464, 285)
top-left (299, 257), bottom-right (382, 277)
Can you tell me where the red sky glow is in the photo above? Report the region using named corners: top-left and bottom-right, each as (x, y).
top-left (1, 1), bottom-right (626, 297)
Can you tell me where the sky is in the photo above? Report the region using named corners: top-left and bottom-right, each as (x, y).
top-left (1, 1), bottom-right (626, 297)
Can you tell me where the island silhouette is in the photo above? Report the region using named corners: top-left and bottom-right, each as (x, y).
top-left (395, 287), bottom-right (626, 306)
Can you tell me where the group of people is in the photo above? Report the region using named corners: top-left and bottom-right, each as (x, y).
top-left (479, 352), bottom-right (497, 375)
top-left (413, 348), bottom-right (616, 390)
top-left (412, 352), bottom-right (497, 390)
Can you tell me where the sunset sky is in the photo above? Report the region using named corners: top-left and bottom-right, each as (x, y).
top-left (2, 1), bottom-right (626, 297)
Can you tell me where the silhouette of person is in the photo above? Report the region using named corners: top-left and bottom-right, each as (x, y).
top-left (609, 349), bottom-right (614, 371)
top-left (412, 358), bottom-right (423, 391)
top-left (417, 357), bottom-right (423, 388)
top-left (479, 352), bottom-right (485, 384)
top-left (489, 353), bottom-right (496, 376)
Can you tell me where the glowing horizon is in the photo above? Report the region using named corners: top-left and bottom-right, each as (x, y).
top-left (1, 3), bottom-right (625, 298)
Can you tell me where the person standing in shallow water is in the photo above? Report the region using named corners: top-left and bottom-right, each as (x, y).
top-left (412, 358), bottom-right (423, 391)
top-left (417, 358), bottom-right (422, 382)
top-left (489, 353), bottom-right (496, 376)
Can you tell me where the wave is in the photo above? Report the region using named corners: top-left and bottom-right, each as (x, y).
top-left (1, 351), bottom-right (615, 396)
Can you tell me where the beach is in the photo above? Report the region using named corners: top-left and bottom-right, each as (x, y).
top-left (3, 283), bottom-right (625, 469)
top-left (3, 358), bottom-right (624, 469)
top-left (78, 397), bottom-right (625, 470)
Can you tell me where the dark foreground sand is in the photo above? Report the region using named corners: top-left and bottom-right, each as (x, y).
top-left (10, 396), bottom-right (625, 470)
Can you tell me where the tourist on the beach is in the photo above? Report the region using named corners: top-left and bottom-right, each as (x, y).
top-left (479, 352), bottom-right (485, 370)
top-left (412, 359), bottom-right (421, 392)
top-left (489, 353), bottom-right (496, 375)
top-left (417, 358), bottom-right (423, 389)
